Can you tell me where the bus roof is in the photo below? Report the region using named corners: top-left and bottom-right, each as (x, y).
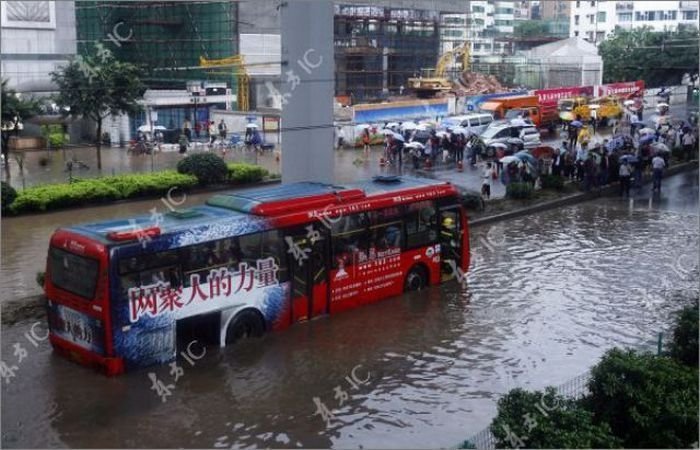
top-left (62, 177), bottom-right (455, 246)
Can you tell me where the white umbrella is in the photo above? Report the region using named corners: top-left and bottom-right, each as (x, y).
top-left (499, 155), bottom-right (520, 164)
top-left (588, 104), bottom-right (600, 109)
top-left (246, 123), bottom-right (259, 128)
top-left (386, 122), bottom-right (400, 129)
top-left (623, 99), bottom-right (635, 106)
top-left (391, 132), bottom-right (405, 142)
top-left (651, 142), bottom-right (670, 153)
top-left (639, 127), bottom-right (655, 135)
top-left (510, 118), bottom-right (528, 127)
top-left (138, 125), bottom-right (166, 132)
top-left (452, 127), bottom-right (468, 136)
top-left (435, 131), bottom-right (449, 138)
top-left (404, 141), bottom-right (425, 149)
top-left (401, 122), bottom-right (417, 131)
top-left (416, 124), bottom-right (428, 131)
top-left (489, 142), bottom-right (508, 149)
top-left (355, 123), bottom-right (371, 130)
top-left (656, 102), bottom-right (669, 108)
top-left (382, 128), bottom-right (394, 136)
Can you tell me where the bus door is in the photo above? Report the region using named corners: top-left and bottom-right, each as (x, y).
top-left (438, 206), bottom-right (464, 281)
top-left (287, 227), bottom-right (330, 323)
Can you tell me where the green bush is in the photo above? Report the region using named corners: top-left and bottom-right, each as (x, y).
top-left (177, 153), bottom-right (228, 185)
top-left (36, 271), bottom-right (45, 289)
top-left (226, 163), bottom-right (269, 184)
top-left (1, 181), bottom-right (17, 212)
top-left (460, 191), bottom-right (485, 211)
top-left (506, 182), bottom-right (534, 199)
top-left (491, 387), bottom-right (620, 449)
top-left (669, 299), bottom-right (699, 367)
top-left (8, 171), bottom-right (197, 214)
top-left (585, 349), bottom-right (699, 448)
top-left (540, 174), bottom-right (565, 191)
top-left (42, 124), bottom-right (66, 149)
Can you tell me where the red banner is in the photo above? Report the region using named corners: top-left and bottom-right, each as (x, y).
top-left (534, 85), bottom-right (595, 107)
top-left (596, 80), bottom-right (645, 98)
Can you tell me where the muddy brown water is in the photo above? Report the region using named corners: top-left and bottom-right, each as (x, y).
top-left (1, 170), bottom-right (698, 448)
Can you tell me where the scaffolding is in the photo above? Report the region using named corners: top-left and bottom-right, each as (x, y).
top-left (75, 1), bottom-right (239, 89)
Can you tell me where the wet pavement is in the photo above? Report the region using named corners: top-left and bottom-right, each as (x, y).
top-left (1, 169), bottom-right (697, 449)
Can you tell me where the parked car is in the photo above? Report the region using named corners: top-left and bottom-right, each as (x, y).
top-left (440, 113), bottom-right (494, 135)
top-left (479, 122), bottom-right (542, 150)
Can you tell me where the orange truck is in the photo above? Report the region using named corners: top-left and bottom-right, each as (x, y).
top-left (479, 95), bottom-right (559, 133)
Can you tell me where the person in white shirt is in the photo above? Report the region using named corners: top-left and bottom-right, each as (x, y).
top-left (619, 157), bottom-right (632, 197)
top-left (481, 162), bottom-right (494, 199)
top-left (651, 154), bottom-right (666, 191)
top-left (682, 130), bottom-right (696, 161)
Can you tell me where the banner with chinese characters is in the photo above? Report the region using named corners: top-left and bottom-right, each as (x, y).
top-left (534, 85), bottom-right (595, 107)
top-left (596, 80), bottom-right (644, 98)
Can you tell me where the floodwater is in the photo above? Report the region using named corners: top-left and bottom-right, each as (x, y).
top-left (1, 170), bottom-right (698, 449)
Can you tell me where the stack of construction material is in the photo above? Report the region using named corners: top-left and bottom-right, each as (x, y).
top-left (453, 72), bottom-right (507, 95)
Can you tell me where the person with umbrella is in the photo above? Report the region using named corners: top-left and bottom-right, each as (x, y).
top-left (569, 115), bottom-right (583, 149)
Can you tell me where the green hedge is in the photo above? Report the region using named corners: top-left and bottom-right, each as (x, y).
top-left (227, 163), bottom-right (268, 184)
top-left (506, 182), bottom-right (534, 199)
top-left (8, 171), bottom-right (198, 214)
top-left (669, 299), bottom-right (699, 367)
top-left (177, 153), bottom-right (228, 185)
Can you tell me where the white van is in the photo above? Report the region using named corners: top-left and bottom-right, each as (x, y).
top-left (440, 113), bottom-right (494, 135)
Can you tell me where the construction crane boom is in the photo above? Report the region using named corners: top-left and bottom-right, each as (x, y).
top-left (199, 55), bottom-right (250, 112)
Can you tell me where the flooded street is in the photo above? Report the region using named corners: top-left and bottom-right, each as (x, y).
top-left (2, 171), bottom-right (698, 449)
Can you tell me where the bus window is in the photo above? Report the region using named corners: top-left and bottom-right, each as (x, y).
top-left (369, 207), bottom-right (403, 256)
top-left (330, 212), bottom-right (369, 268)
top-left (405, 201), bottom-right (437, 249)
top-left (261, 230), bottom-right (287, 283)
top-left (118, 249), bottom-right (181, 295)
top-left (49, 247), bottom-right (99, 300)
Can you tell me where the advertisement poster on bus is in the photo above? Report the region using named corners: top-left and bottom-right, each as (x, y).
top-left (596, 80), bottom-right (645, 98)
top-left (534, 85), bottom-right (595, 107)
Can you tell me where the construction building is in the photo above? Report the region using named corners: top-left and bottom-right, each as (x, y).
top-left (75, 1), bottom-right (240, 137)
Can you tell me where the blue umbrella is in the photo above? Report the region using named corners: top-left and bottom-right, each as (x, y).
top-left (570, 120), bottom-right (583, 128)
top-left (514, 150), bottom-right (537, 165)
top-left (639, 134), bottom-right (655, 144)
top-left (621, 155), bottom-right (639, 164)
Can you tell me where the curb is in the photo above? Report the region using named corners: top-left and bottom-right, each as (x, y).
top-left (470, 161), bottom-right (698, 228)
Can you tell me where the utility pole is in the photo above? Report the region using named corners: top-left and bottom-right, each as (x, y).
top-left (280, 0), bottom-right (334, 184)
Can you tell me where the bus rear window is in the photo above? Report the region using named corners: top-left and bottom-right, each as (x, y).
top-left (49, 247), bottom-right (99, 300)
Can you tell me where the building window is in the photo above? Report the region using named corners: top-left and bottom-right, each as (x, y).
top-left (472, 5), bottom-right (485, 13)
top-left (574, 14), bottom-right (579, 25)
top-left (574, 30), bottom-right (579, 36)
top-left (576, 1), bottom-right (581, 8)
top-left (589, 14), bottom-right (595, 24)
top-left (618, 12), bottom-right (632, 22)
top-left (590, 1), bottom-right (595, 6)
top-left (597, 11), bottom-right (606, 22)
top-left (596, 31), bottom-right (605, 41)
top-left (682, 10), bottom-right (699, 21)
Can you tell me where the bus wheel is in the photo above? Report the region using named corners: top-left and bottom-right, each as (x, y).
top-left (225, 309), bottom-right (265, 345)
top-left (405, 265), bottom-right (428, 292)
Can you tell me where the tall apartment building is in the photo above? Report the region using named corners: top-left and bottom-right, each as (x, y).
top-left (570, 1), bottom-right (699, 44)
top-left (0, 1), bottom-right (76, 95)
top-left (468, 0), bottom-right (514, 56)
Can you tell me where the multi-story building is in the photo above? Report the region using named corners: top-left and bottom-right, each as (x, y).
top-left (540, 0), bottom-right (570, 21)
top-left (440, 13), bottom-right (469, 54)
top-left (0, 1), bottom-right (76, 95)
top-left (569, 0), bottom-right (616, 44)
top-left (513, 1), bottom-right (532, 23)
top-left (493, 1), bottom-right (515, 34)
top-left (467, 1), bottom-right (514, 56)
top-left (571, 1), bottom-right (699, 44)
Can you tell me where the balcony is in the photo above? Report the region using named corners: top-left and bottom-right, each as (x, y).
top-left (615, 2), bottom-right (633, 11)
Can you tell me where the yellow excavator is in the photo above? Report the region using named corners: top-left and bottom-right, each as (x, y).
top-left (199, 55), bottom-right (250, 112)
top-left (407, 43), bottom-right (470, 98)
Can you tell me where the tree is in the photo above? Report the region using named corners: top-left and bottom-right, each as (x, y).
top-left (585, 349), bottom-right (699, 448)
top-left (514, 20), bottom-right (547, 37)
top-left (599, 27), bottom-right (700, 87)
top-left (51, 44), bottom-right (144, 170)
top-left (669, 298), bottom-right (699, 367)
top-left (1, 79), bottom-right (40, 164)
top-left (490, 387), bottom-right (620, 449)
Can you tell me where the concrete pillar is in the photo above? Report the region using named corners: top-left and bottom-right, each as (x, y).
top-left (280, 0), bottom-right (334, 184)
top-left (382, 47), bottom-right (389, 94)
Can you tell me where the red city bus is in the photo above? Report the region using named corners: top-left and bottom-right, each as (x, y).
top-left (45, 176), bottom-right (470, 375)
